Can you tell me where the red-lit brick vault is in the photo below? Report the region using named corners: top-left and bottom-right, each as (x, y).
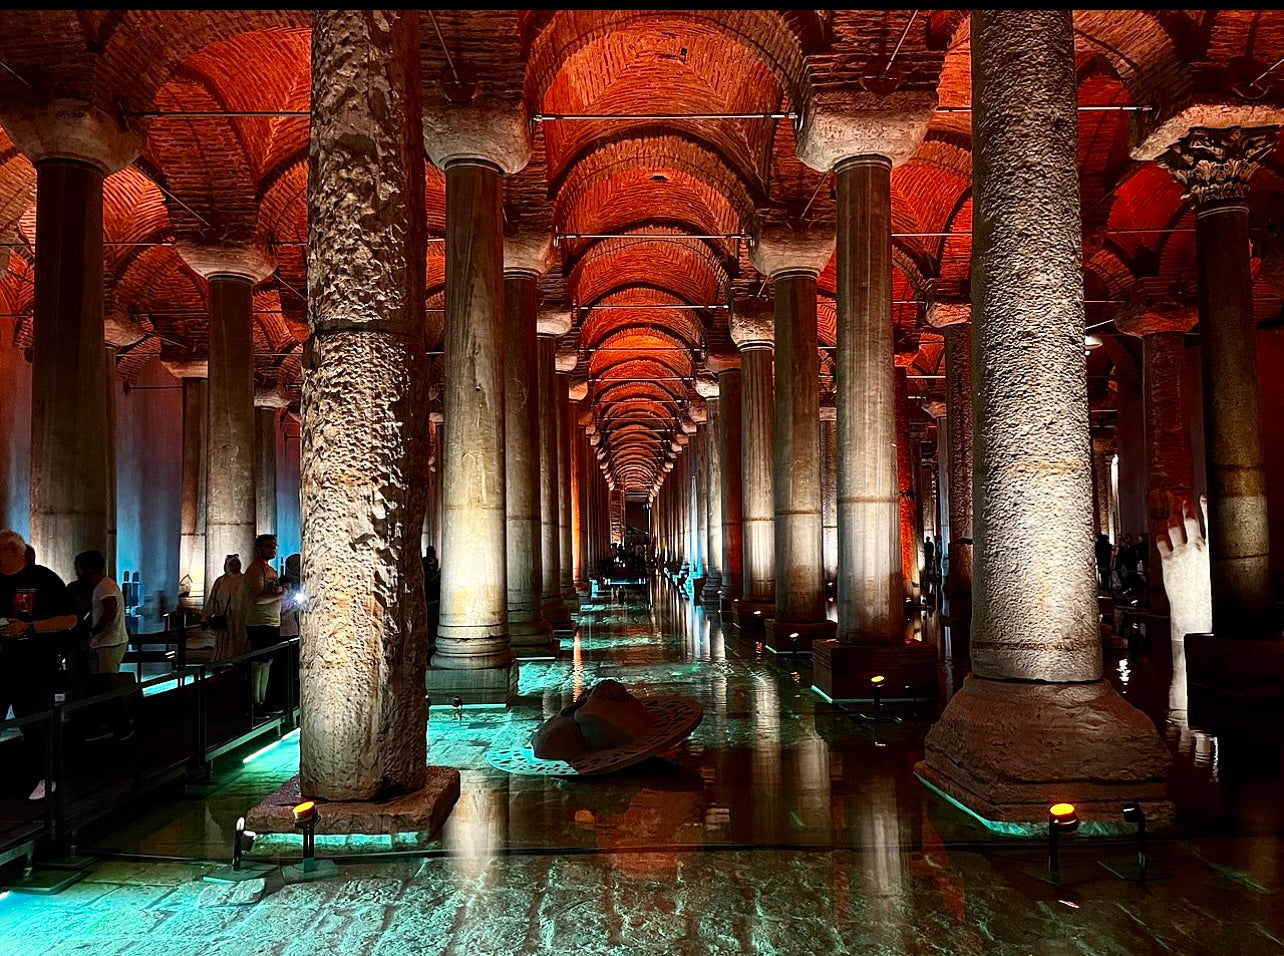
top-left (0, 10), bottom-right (1283, 569)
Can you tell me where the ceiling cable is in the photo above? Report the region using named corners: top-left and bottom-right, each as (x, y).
top-left (427, 11), bottom-right (464, 90)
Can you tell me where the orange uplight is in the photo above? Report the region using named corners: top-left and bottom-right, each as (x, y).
top-left (789, 632), bottom-right (800, 639)
top-left (1049, 803), bottom-right (1075, 818)
top-left (870, 675), bottom-right (886, 685)
top-left (753, 610), bottom-right (762, 616)
top-left (293, 801), bottom-right (317, 823)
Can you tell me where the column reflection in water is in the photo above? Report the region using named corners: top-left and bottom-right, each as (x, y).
top-left (750, 673), bottom-right (783, 844)
top-left (442, 769), bottom-right (509, 881)
top-left (789, 728), bottom-right (831, 843)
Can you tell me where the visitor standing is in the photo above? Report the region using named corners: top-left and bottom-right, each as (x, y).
top-left (244, 534), bottom-right (284, 718)
top-left (0, 530), bottom-right (79, 801)
top-left (202, 554), bottom-right (247, 662)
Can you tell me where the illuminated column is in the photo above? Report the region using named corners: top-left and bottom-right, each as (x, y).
top-left (557, 351), bottom-right (579, 610)
top-left (104, 346), bottom-right (118, 576)
top-left (570, 379), bottom-right (591, 595)
top-left (692, 408), bottom-right (709, 592)
top-left (926, 300), bottom-right (974, 616)
top-left (424, 86), bottom-right (532, 697)
top-left (1154, 125), bottom-right (1278, 639)
top-left (894, 361), bottom-right (919, 602)
top-left (178, 374), bottom-right (208, 608)
top-left (537, 312), bottom-right (572, 629)
top-left (503, 235), bottom-right (555, 656)
top-left (917, 9), bottom-right (1170, 824)
top-left (176, 245), bottom-right (274, 597)
top-left (1091, 433), bottom-right (1116, 540)
top-left (713, 360), bottom-right (744, 618)
top-left (751, 225), bottom-right (836, 650)
top-left (1115, 301), bottom-right (1198, 613)
top-left (0, 100), bottom-right (143, 580)
top-left (697, 375), bottom-right (724, 604)
top-left (731, 298), bottom-right (775, 626)
top-left (300, 9), bottom-right (430, 799)
top-left (820, 400), bottom-right (838, 595)
top-left (795, 84), bottom-right (937, 696)
top-left (254, 404), bottom-right (278, 537)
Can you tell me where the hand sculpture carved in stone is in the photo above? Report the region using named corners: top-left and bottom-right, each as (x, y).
top-left (1157, 496), bottom-right (1213, 644)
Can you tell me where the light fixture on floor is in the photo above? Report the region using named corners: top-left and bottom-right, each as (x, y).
top-left (789, 631), bottom-right (799, 659)
top-left (281, 800), bottom-right (338, 883)
top-left (204, 816), bottom-right (273, 883)
top-left (1044, 802), bottom-right (1079, 884)
top-left (452, 696), bottom-right (464, 721)
top-left (1099, 802), bottom-right (1170, 881)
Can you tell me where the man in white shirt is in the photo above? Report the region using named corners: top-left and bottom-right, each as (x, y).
top-left (75, 550), bottom-right (128, 673)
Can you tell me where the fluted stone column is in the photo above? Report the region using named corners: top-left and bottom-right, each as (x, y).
top-left (1154, 125), bottom-right (1278, 641)
top-left (713, 361), bottom-right (744, 619)
top-left (927, 301), bottom-right (975, 616)
top-left (537, 310), bottom-right (573, 630)
top-left (917, 9), bottom-right (1170, 826)
top-left (697, 376), bottom-right (724, 604)
top-left (751, 226), bottom-right (836, 651)
top-left (820, 402), bottom-right (838, 597)
top-left (570, 379), bottom-right (591, 595)
top-left (691, 412), bottom-right (710, 595)
top-left (424, 86), bottom-right (532, 702)
top-left (795, 87), bottom-right (937, 697)
top-left (503, 235), bottom-right (555, 656)
top-left (1, 100), bottom-right (143, 580)
top-left (730, 300), bottom-right (775, 629)
top-left (557, 350), bottom-right (579, 610)
top-left (1115, 301), bottom-right (1197, 614)
top-left (255, 405), bottom-right (278, 537)
top-left (176, 244), bottom-right (274, 595)
top-left (299, 9), bottom-right (431, 800)
top-left (179, 375), bottom-right (208, 609)
top-left (894, 362), bottom-right (919, 603)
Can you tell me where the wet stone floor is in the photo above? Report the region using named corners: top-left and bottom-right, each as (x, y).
top-left (2, 579), bottom-right (1283, 955)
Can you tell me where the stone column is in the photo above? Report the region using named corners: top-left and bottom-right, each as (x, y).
top-left (178, 374), bottom-right (208, 609)
top-left (570, 379), bottom-right (591, 595)
top-left (503, 235), bottom-right (555, 656)
top-left (751, 226), bottom-right (836, 652)
top-left (104, 346), bottom-right (118, 576)
top-left (697, 376), bottom-right (724, 604)
top-left (820, 401), bottom-right (838, 598)
top-left (299, 9), bottom-right (431, 800)
top-left (0, 100), bottom-right (143, 580)
top-left (1155, 125), bottom-right (1278, 640)
top-left (423, 85), bottom-right (532, 703)
top-left (537, 311), bottom-right (573, 630)
top-left (176, 245), bottom-right (274, 595)
top-left (894, 362), bottom-right (919, 603)
top-left (731, 299), bottom-right (775, 628)
top-left (691, 415), bottom-right (709, 594)
top-left (795, 88), bottom-right (937, 698)
top-left (255, 405), bottom-right (278, 537)
top-left (926, 301), bottom-right (975, 617)
top-left (1091, 434), bottom-right (1116, 540)
top-left (557, 351), bottom-right (579, 610)
top-left (713, 361), bottom-right (744, 619)
top-left (917, 9), bottom-right (1170, 826)
top-left (1115, 301), bottom-right (1198, 613)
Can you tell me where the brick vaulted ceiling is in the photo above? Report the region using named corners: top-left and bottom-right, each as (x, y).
top-left (1, 11), bottom-right (1283, 493)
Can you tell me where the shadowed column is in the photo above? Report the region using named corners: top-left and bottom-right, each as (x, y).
top-left (713, 360), bottom-right (744, 620)
top-left (917, 9), bottom-right (1170, 826)
top-left (697, 375), bottom-right (724, 604)
top-left (537, 310), bottom-right (573, 631)
top-left (503, 234), bottom-right (555, 656)
top-left (179, 375), bottom-right (208, 608)
top-left (1, 100), bottom-right (143, 579)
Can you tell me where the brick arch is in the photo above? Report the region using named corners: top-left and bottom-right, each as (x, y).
top-left (570, 238), bottom-right (729, 313)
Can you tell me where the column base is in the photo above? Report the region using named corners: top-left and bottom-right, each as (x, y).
top-left (914, 674), bottom-right (1173, 830)
top-left (700, 578), bottom-right (722, 605)
top-left (245, 769), bottom-right (460, 840)
top-left (811, 639), bottom-right (936, 701)
top-left (425, 661), bottom-right (519, 707)
top-left (542, 600), bottom-right (574, 633)
top-left (763, 619), bottom-right (836, 655)
top-left (719, 593), bottom-right (739, 622)
top-left (562, 586), bottom-right (580, 610)
top-left (574, 578), bottom-right (592, 598)
top-left (509, 619), bottom-right (557, 659)
top-left (733, 599), bottom-right (773, 630)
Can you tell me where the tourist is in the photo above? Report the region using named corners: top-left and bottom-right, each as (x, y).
top-left (203, 554), bottom-right (247, 662)
top-left (278, 552), bottom-right (302, 642)
top-left (75, 549), bottom-right (135, 742)
top-left (244, 534), bottom-right (284, 719)
top-left (0, 530), bottom-right (79, 801)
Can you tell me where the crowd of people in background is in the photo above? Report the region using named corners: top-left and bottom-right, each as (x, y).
top-left (1096, 531), bottom-right (1149, 597)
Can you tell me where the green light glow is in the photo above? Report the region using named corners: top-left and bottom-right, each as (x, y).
top-left (242, 728), bottom-right (300, 764)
